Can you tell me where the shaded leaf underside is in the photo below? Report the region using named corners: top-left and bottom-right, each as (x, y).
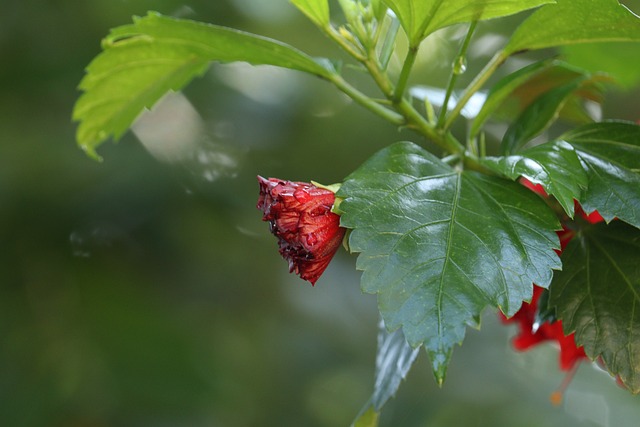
top-left (372, 319), bottom-right (419, 410)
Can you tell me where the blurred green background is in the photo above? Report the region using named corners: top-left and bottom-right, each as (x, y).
top-left (2, 1), bottom-right (640, 426)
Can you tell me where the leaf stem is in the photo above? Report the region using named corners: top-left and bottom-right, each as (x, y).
top-left (397, 98), bottom-right (465, 154)
top-left (323, 19), bottom-right (467, 157)
top-left (437, 21), bottom-right (477, 128)
top-left (393, 46), bottom-right (419, 101)
top-left (444, 50), bottom-right (507, 130)
top-left (325, 26), bottom-right (367, 62)
top-left (329, 74), bottom-right (404, 125)
top-left (361, 55), bottom-right (466, 155)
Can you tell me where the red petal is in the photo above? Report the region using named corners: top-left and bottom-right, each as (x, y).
top-left (520, 177), bottom-right (548, 197)
top-left (257, 176), bottom-right (345, 285)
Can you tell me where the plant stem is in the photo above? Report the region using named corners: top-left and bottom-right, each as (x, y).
top-left (443, 50), bottom-right (507, 130)
top-left (325, 26), bottom-right (367, 62)
top-left (437, 21), bottom-right (477, 128)
top-left (396, 98), bottom-right (465, 154)
top-left (329, 74), bottom-right (404, 125)
top-left (360, 53), bottom-right (466, 155)
top-left (323, 19), bottom-right (467, 157)
top-left (393, 46), bottom-right (419, 101)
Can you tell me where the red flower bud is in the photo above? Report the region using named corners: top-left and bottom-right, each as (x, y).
top-left (257, 176), bottom-right (345, 285)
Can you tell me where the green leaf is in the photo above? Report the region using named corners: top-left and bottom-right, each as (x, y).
top-left (382, 0), bottom-right (553, 46)
top-left (338, 141), bottom-right (561, 382)
top-left (353, 318), bottom-right (416, 426)
top-left (561, 122), bottom-right (640, 228)
top-left (471, 60), bottom-right (606, 139)
top-left (505, 0), bottom-right (640, 55)
top-left (370, 0), bottom-right (388, 21)
top-left (562, 42), bottom-right (640, 89)
top-left (470, 59), bottom-right (553, 139)
top-left (482, 141), bottom-right (588, 217)
top-left (372, 319), bottom-right (419, 410)
top-left (493, 62), bottom-right (606, 123)
top-left (500, 75), bottom-right (590, 155)
top-left (290, 0), bottom-right (330, 27)
top-left (73, 12), bottom-right (333, 160)
top-left (550, 221), bottom-right (640, 393)
top-left (352, 406), bottom-right (380, 427)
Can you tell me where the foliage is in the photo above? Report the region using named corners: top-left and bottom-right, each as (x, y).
top-left (72, 0), bottom-right (640, 423)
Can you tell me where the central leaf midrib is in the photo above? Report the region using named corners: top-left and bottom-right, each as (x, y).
top-left (436, 173), bottom-right (461, 338)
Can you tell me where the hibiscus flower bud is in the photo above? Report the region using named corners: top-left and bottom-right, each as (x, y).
top-left (257, 176), bottom-right (346, 285)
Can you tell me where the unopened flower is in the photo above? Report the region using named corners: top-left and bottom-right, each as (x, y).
top-left (257, 176), bottom-right (345, 285)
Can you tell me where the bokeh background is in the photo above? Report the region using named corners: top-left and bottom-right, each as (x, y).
top-left (2, 1), bottom-right (640, 426)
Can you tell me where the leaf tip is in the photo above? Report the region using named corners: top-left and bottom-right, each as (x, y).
top-left (79, 142), bottom-right (103, 162)
top-left (428, 348), bottom-right (451, 387)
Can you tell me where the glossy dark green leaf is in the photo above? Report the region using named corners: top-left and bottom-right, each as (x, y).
top-left (501, 76), bottom-right (589, 155)
top-left (372, 319), bottom-right (419, 410)
top-left (505, 0), bottom-right (640, 55)
top-left (382, 0), bottom-right (553, 46)
top-left (482, 141), bottom-right (587, 217)
top-left (290, 0), bottom-right (330, 27)
top-left (561, 122), bottom-right (640, 228)
top-left (337, 141), bottom-right (561, 382)
top-left (550, 221), bottom-right (640, 393)
top-left (73, 12), bottom-right (333, 160)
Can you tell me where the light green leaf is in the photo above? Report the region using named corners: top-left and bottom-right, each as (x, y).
top-left (382, 0), bottom-right (553, 46)
top-left (550, 221), bottom-right (640, 393)
top-left (290, 0), bottom-right (330, 27)
top-left (338, 141), bottom-right (561, 382)
top-left (562, 42), bottom-right (640, 89)
top-left (371, 0), bottom-right (388, 20)
top-left (505, 0), bottom-right (640, 55)
top-left (561, 122), bottom-right (640, 228)
top-left (482, 141), bottom-right (588, 217)
top-left (73, 12), bottom-right (333, 160)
